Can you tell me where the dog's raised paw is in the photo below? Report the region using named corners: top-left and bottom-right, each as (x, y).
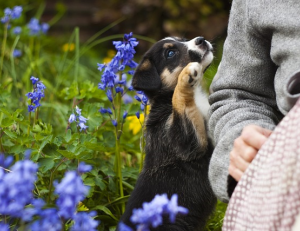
top-left (180, 62), bottom-right (203, 88)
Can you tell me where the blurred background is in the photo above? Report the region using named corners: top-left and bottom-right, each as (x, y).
top-left (0, 0), bottom-right (231, 56)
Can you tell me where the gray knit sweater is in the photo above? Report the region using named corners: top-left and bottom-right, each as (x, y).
top-left (208, 0), bottom-right (300, 202)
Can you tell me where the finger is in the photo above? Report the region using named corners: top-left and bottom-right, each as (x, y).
top-left (233, 137), bottom-right (258, 163)
top-left (230, 149), bottom-right (250, 173)
top-left (241, 125), bottom-right (272, 150)
top-left (228, 164), bottom-right (243, 182)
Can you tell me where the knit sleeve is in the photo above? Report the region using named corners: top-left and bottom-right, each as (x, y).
top-left (207, 0), bottom-right (281, 202)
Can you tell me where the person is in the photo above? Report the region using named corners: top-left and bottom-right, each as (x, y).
top-left (208, 0), bottom-right (300, 203)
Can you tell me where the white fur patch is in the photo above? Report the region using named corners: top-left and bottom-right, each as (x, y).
top-left (194, 84), bottom-right (210, 120)
top-left (187, 62), bottom-right (210, 120)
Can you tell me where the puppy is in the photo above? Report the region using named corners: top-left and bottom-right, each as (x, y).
top-left (119, 37), bottom-right (216, 231)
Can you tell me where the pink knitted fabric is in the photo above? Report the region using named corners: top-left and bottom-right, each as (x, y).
top-left (223, 98), bottom-right (300, 231)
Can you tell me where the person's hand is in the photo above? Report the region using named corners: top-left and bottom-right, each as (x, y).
top-left (228, 125), bottom-right (272, 181)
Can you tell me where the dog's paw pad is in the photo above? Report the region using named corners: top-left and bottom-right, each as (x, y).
top-left (186, 62), bottom-right (202, 86)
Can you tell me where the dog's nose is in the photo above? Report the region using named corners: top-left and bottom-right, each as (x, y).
top-left (195, 37), bottom-right (205, 46)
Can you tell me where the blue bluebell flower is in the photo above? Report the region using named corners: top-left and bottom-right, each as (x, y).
top-left (12, 26), bottom-right (21, 35)
top-left (55, 171), bottom-right (89, 219)
top-left (78, 162), bottom-right (92, 174)
top-left (71, 211), bottom-right (99, 231)
top-left (112, 120), bottom-right (118, 127)
top-left (69, 113), bottom-right (76, 123)
top-left (30, 208), bottom-right (62, 231)
top-left (115, 86), bottom-right (124, 94)
top-left (123, 111), bottom-right (128, 119)
top-left (0, 157), bottom-right (38, 218)
top-left (118, 222), bottom-right (133, 231)
top-left (166, 194), bottom-right (189, 222)
top-left (1, 6), bottom-right (22, 24)
top-left (0, 154), bottom-right (13, 168)
top-left (4, 8), bottom-right (12, 16)
top-left (135, 111), bottom-right (140, 119)
top-left (27, 18), bottom-right (40, 35)
top-left (98, 32), bottom-right (138, 91)
top-left (11, 6), bottom-right (22, 19)
top-left (27, 18), bottom-right (49, 36)
top-left (68, 106), bottom-right (88, 132)
top-left (0, 222), bottom-right (9, 231)
top-left (41, 22), bottom-right (49, 34)
top-left (134, 90), bottom-right (149, 120)
top-left (123, 94), bottom-right (133, 104)
top-left (129, 194), bottom-right (188, 230)
top-left (106, 108), bottom-right (113, 115)
top-left (25, 76), bottom-right (46, 112)
top-left (99, 107), bottom-right (107, 114)
top-left (30, 76), bottom-right (39, 84)
top-left (13, 49), bottom-right (22, 57)
top-left (106, 89), bottom-right (113, 102)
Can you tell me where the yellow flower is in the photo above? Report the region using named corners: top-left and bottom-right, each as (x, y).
top-left (62, 43), bottom-right (75, 52)
top-left (127, 107), bottom-right (150, 135)
top-left (102, 49), bottom-right (116, 64)
top-left (127, 114), bottom-right (145, 135)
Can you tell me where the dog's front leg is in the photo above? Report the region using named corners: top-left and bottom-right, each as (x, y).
top-left (172, 62), bottom-right (208, 148)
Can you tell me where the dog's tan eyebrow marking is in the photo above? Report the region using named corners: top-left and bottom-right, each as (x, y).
top-left (163, 43), bottom-right (174, 49)
top-left (161, 66), bottom-right (183, 89)
top-left (139, 59), bottom-right (151, 71)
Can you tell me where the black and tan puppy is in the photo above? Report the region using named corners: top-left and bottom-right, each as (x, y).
top-left (119, 37), bottom-right (216, 231)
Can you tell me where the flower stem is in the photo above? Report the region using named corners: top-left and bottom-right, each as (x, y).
top-left (47, 158), bottom-right (67, 204)
top-left (0, 23), bottom-right (8, 80)
top-left (114, 82), bottom-right (125, 213)
top-left (27, 112), bottom-right (31, 137)
top-left (139, 105), bottom-right (148, 172)
top-left (10, 35), bottom-right (20, 86)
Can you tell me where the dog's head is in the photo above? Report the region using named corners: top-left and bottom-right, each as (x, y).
top-left (132, 37), bottom-right (213, 95)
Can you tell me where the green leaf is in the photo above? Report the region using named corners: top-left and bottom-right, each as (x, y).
top-left (10, 145), bottom-right (26, 154)
top-left (84, 177), bottom-right (96, 186)
top-left (53, 136), bottom-right (63, 146)
top-left (39, 135), bottom-right (53, 153)
top-left (57, 149), bottom-right (76, 159)
top-left (3, 129), bottom-right (17, 139)
top-left (38, 158), bottom-right (55, 173)
top-left (65, 129), bottom-right (72, 143)
top-left (95, 177), bottom-right (106, 191)
top-left (1, 118), bottom-right (14, 127)
top-left (104, 195), bottom-right (130, 207)
top-left (92, 205), bottom-right (118, 221)
top-left (103, 131), bottom-right (116, 148)
top-left (84, 141), bottom-right (106, 151)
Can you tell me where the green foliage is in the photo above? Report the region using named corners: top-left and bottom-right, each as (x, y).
top-left (0, 2), bottom-right (226, 231)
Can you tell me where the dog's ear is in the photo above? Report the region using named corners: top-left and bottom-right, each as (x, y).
top-left (132, 58), bottom-right (161, 91)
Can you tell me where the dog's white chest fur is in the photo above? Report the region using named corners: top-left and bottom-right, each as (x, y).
top-left (194, 84), bottom-right (210, 120)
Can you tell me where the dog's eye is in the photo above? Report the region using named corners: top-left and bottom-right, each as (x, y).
top-left (166, 50), bottom-right (176, 59)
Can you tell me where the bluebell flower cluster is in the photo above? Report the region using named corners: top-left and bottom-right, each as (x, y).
top-left (0, 153), bottom-right (99, 230)
top-left (68, 106), bottom-right (89, 132)
top-left (27, 17), bottom-right (49, 36)
top-left (1, 6), bottom-right (22, 24)
top-left (134, 90), bottom-right (149, 120)
top-left (13, 49), bottom-right (22, 58)
top-left (25, 76), bottom-right (46, 112)
top-left (71, 211), bottom-right (99, 231)
top-left (55, 171), bottom-right (90, 219)
top-left (12, 26), bottom-right (21, 35)
top-left (119, 194), bottom-right (188, 231)
top-left (30, 208), bottom-right (62, 231)
top-left (0, 222), bottom-right (9, 231)
top-left (0, 155), bottom-right (38, 218)
top-left (98, 33), bottom-right (138, 127)
top-left (98, 32), bottom-right (138, 90)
